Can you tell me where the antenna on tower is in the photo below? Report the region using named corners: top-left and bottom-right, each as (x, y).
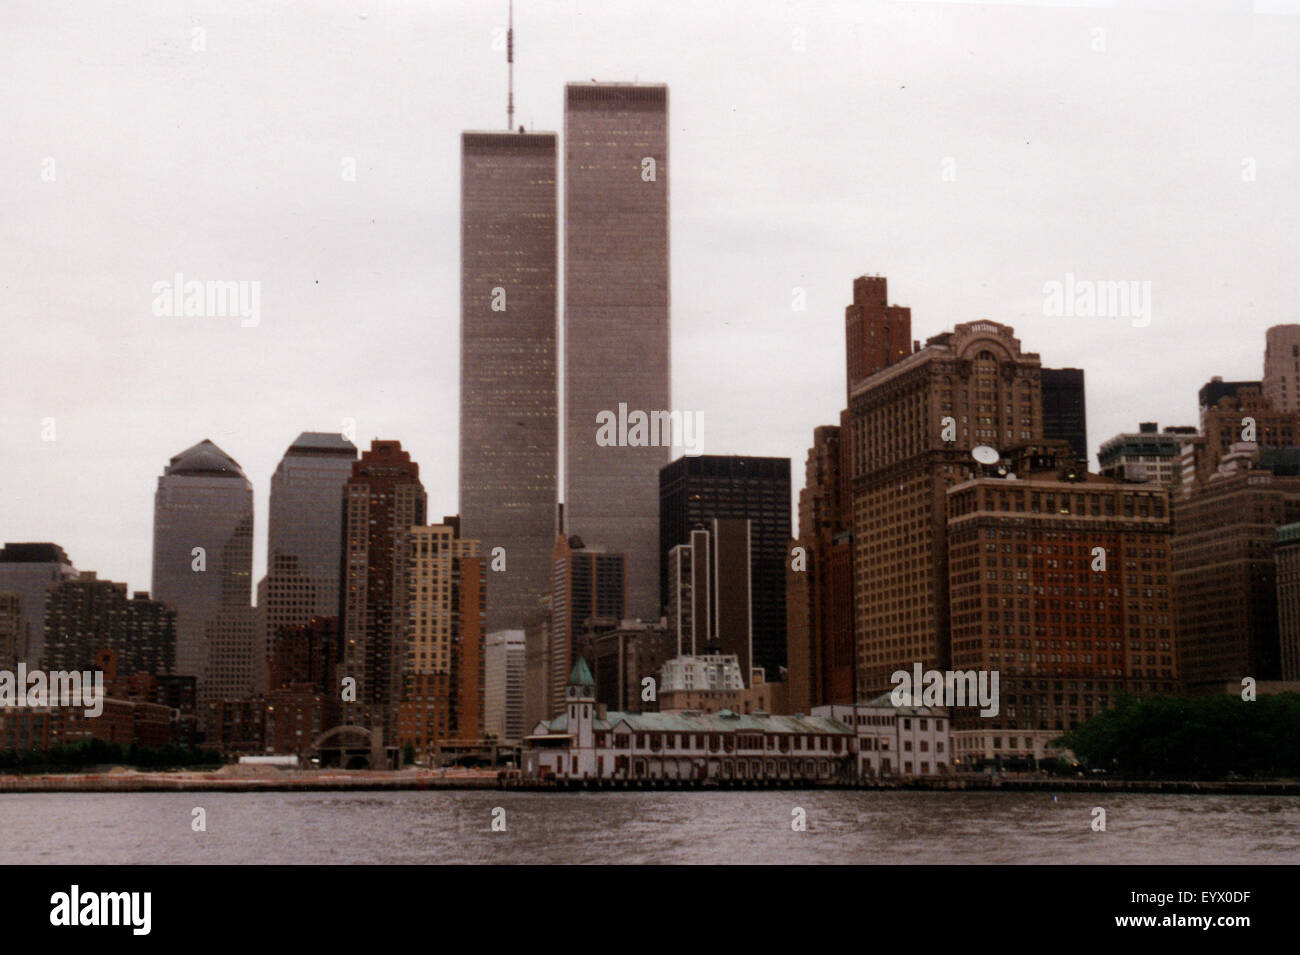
top-left (506, 1), bottom-right (515, 131)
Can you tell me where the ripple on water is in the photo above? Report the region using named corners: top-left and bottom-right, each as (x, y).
top-left (0, 790), bottom-right (1297, 864)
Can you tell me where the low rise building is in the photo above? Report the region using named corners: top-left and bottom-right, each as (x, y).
top-left (811, 694), bottom-right (951, 776)
top-left (523, 660), bottom-right (855, 784)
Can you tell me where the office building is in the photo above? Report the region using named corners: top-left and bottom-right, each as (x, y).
top-left (658, 665), bottom-right (787, 716)
top-left (340, 440), bottom-right (427, 740)
top-left (1040, 367), bottom-right (1088, 464)
top-left (946, 448), bottom-right (1177, 763)
top-left (42, 573), bottom-right (176, 676)
top-left (850, 315), bottom-right (1046, 698)
top-left (460, 130), bottom-right (558, 633)
top-left (485, 629), bottom-right (526, 743)
top-left (664, 518), bottom-right (754, 682)
top-left (150, 440), bottom-right (255, 706)
top-left (787, 422), bottom-right (855, 712)
top-left (1202, 386), bottom-right (1297, 483)
top-left (522, 593), bottom-right (552, 730)
top-left (1098, 422), bottom-right (1197, 486)
top-left (550, 533), bottom-right (625, 712)
top-left (0, 542), bottom-right (77, 666)
top-left (268, 615), bottom-right (341, 695)
top-left (589, 620), bottom-right (675, 712)
top-left (1173, 468), bottom-right (1300, 692)
top-left (564, 82), bottom-right (670, 622)
top-left (397, 519), bottom-right (485, 753)
top-left (660, 455), bottom-right (790, 680)
top-left (1275, 522), bottom-right (1300, 682)
top-left (257, 432), bottom-right (356, 695)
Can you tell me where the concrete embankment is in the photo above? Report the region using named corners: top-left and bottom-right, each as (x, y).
top-left (2, 771), bottom-right (1297, 795)
top-left (0, 769), bottom-right (500, 793)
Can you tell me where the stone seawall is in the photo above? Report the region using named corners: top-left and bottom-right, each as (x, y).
top-left (3, 771), bottom-right (1297, 795)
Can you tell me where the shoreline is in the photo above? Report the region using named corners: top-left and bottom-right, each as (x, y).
top-left (2, 770), bottom-right (1299, 795)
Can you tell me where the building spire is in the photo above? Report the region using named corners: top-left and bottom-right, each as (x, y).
top-left (506, 1), bottom-right (515, 130)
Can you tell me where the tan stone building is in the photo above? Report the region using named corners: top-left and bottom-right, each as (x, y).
top-left (849, 318), bottom-right (1046, 698)
top-left (1172, 469), bottom-right (1300, 692)
top-left (397, 521), bottom-right (486, 754)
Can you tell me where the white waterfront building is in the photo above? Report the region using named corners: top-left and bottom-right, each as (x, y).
top-left (811, 694), bottom-right (951, 777)
top-left (521, 661), bottom-right (949, 784)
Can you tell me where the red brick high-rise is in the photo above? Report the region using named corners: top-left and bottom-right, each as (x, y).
top-left (947, 447), bottom-right (1177, 764)
top-left (341, 441), bottom-right (427, 741)
top-left (789, 278), bottom-right (913, 711)
top-left (845, 276), bottom-right (912, 400)
top-left (787, 424), bottom-right (855, 711)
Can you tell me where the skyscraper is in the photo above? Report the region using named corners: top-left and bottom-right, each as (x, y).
top-left (484, 629), bottom-right (526, 743)
top-left (787, 424), bottom-right (855, 712)
top-left (397, 519), bottom-right (486, 754)
top-left (850, 318), bottom-right (1045, 697)
top-left (1174, 468), bottom-right (1300, 691)
top-left (257, 432), bottom-right (356, 693)
top-left (659, 455), bottom-right (791, 680)
top-left (947, 446), bottom-right (1177, 764)
top-left (665, 518), bottom-right (754, 682)
top-left (150, 440), bottom-right (255, 706)
top-left (340, 440), bottom-right (426, 739)
top-left (564, 82), bottom-right (670, 622)
top-left (460, 130), bottom-right (558, 633)
top-left (0, 542), bottom-right (77, 666)
top-left (550, 533), bottom-right (625, 711)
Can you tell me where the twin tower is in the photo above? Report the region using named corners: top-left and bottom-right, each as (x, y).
top-left (460, 83), bottom-right (670, 632)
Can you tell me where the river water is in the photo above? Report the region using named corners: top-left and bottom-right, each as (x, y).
top-left (2, 790), bottom-right (1296, 864)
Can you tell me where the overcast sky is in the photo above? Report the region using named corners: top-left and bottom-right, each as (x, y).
top-left (2, 0), bottom-right (1297, 596)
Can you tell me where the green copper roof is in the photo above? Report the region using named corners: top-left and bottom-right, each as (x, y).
top-left (541, 709), bottom-right (854, 736)
top-left (569, 657), bottom-right (595, 688)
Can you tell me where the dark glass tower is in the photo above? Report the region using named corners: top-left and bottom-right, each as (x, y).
top-left (659, 455), bottom-right (791, 681)
top-left (1041, 367), bottom-right (1088, 464)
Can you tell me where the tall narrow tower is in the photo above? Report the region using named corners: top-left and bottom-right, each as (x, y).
top-left (459, 130), bottom-right (557, 632)
top-left (151, 439), bottom-right (255, 707)
top-left (341, 440), bottom-right (426, 739)
top-left (257, 432), bottom-right (356, 693)
top-left (564, 82), bottom-right (671, 622)
top-left (459, 10), bottom-right (559, 633)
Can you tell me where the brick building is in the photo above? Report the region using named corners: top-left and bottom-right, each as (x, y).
top-left (946, 450), bottom-right (1177, 763)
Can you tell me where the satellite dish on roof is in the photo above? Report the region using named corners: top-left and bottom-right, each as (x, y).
top-left (972, 445), bottom-right (1000, 465)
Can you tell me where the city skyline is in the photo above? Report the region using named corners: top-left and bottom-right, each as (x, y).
top-left (3, 0), bottom-right (1297, 602)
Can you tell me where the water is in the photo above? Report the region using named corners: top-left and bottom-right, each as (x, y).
top-left (2, 790), bottom-right (1297, 864)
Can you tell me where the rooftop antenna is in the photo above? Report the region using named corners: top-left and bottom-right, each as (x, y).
top-left (506, 1), bottom-right (515, 131)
